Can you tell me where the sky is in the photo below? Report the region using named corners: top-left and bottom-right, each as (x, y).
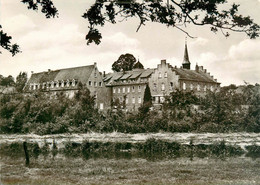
top-left (0, 0), bottom-right (260, 86)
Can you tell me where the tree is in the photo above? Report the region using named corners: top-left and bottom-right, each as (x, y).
top-left (138, 84), bottom-right (152, 115)
top-left (83, 0), bottom-right (260, 45)
top-left (0, 75), bottom-right (15, 87)
top-left (0, 0), bottom-right (58, 56)
top-left (1, 0), bottom-right (259, 55)
top-left (15, 72), bottom-right (28, 93)
top-left (112, 53), bottom-right (138, 72)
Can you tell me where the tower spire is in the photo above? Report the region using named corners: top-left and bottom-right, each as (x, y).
top-left (182, 37), bottom-right (191, 69)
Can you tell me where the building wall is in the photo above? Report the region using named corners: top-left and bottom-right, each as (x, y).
top-left (111, 83), bottom-right (147, 111)
top-left (85, 64), bottom-right (111, 111)
top-left (148, 60), bottom-right (179, 104)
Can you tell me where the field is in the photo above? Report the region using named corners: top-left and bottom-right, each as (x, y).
top-left (1, 132), bottom-right (260, 185)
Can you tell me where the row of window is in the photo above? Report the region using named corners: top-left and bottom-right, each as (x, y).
top-left (113, 85), bottom-right (142, 94)
top-left (183, 83), bottom-right (214, 91)
top-left (116, 96), bottom-right (142, 104)
top-left (89, 81), bottom-right (102, 87)
top-left (153, 82), bottom-right (174, 91)
top-left (158, 72), bottom-right (168, 78)
top-left (30, 80), bottom-right (78, 90)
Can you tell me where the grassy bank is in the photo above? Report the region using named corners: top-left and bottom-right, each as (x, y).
top-left (1, 156), bottom-right (260, 185)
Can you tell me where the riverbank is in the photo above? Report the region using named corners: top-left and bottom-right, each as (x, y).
top-left (1, 132), bottom-right (260, 149)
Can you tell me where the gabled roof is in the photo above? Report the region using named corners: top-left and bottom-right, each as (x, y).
top-left (173, 68), bottom-right (218, 83)
top-left (27, 65), bottom-right (95, 84)
top-left (140, 69), bottom-right (154, 78)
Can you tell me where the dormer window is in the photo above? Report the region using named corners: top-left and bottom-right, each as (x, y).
top-left (72, 79), bottom-right (75, 87)
top-left (61, 81), bottom-right (64, 87)
top-left (51, 81), bottom-right (54, 88)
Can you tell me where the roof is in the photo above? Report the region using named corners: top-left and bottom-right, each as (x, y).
top-left (27, 65), bottom-right (95, 84)
top-left (120, 73), bottom-right (132, 80)
top-left (140, 69), bottom-right (154, 78)
top-left (183, 43), bottom-right (190, 64)
top-left (173, 68), bottom-right (218, 83)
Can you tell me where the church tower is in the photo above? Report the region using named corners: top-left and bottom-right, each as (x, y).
top-left (182, 38), bottom-right (191, 70)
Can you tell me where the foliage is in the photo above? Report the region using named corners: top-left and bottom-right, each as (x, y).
top-left (112, 53), bottom-right (142, 72)
top-left (0, 26), bottom-right (21, 56)
top-left (83, 0), bottom-right (260, 45)
top-left (0, 75), bottom-right (15, 87)
top-left (0, 83), bottom-right (259, 134)
top-left (15, 72), bottom-right (28, 93)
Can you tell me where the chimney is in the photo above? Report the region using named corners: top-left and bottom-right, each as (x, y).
top-left (195, 63), bottom-right (199, 72)
top-left (161, 59), bottom-right (166, 65)
top-left (31, 71), bottom-right (34, 74)
top-left (103, 71), bottom-right (106, 77)
top-left (94, 62), bottom-right (97, 67)
top-left (48, 69), bottom-right (51, 72)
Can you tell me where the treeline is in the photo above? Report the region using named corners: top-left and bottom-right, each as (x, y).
top-left (0, 84), bottom-right (259, 134)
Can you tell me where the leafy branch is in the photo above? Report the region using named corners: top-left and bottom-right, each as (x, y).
top-left (82, 0), bottom-right (259, 45)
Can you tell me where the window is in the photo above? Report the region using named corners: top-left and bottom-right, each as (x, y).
top-left (99, 82), bottom-right (102, 87)
top-left (153, 83), bottom-right (157, 91)
top-left (119, 97), bottom-right (123, 102)
top-left (158, 72), bottom-right (162, 78)
top-left (170, 82), bottom-right (174, 91)
top-left (127, 87), bottom-right (130, 93)
top-left (204, 85), bottom-right (207, 92)
top-left (61, 81), bottom-right (64, 87)
top-left (89, 81), bottom-right (92, 86)
top-left (138, 85), bottom-right (141, 92)
top-left (66, 80), bottom-right (70, 87)
top-left (118, 88), bottom-right (121, 93)
top-left (100, 103), bottom-right (104, 110)
top-left (132, 97), bottom-right (135, 103)
top-left (126, 97), bottom-right (128, 104)
top-left (197, 84), bottom-right (200, 91)
top-left (132, 86), bottom-right (135, 92)
top-left (162, 83), bottom-right (165, 91)
top-left (113, 88), bottom-right (116, 93)
top-left (51, 82), bottom-right (54, 88)
top-left (183, 83), bottom-right (186, 90)
top-left (138, 97), bottom-right (141, 104)
top-left (164, 72), bottom-right (167, 78)
top-left (210, 86), bottom-right (214, 91)
top-left (94, 81), bottom-right (97, 87)
top-left (190, 84), bottom-right (193, 90)
top-left (123, 87), bottom-right (125, 93)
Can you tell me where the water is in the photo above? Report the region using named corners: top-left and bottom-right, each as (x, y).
top-left (0, 132), bottom-right (259, 149)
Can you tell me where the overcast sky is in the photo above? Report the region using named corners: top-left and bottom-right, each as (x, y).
top-left (1, 0), bottom-right (260, 86)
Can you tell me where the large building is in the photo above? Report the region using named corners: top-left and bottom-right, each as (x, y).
top-left (25, 43), bottom-right (220, 111)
